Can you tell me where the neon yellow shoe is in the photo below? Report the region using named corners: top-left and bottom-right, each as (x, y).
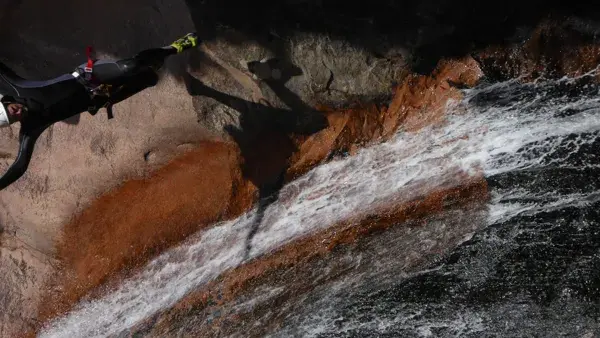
top-left (170, 33), bottom-right (199, 53)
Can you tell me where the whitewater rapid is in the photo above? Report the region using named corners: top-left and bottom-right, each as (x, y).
top-left (39, 72), bottom-right (600, 337)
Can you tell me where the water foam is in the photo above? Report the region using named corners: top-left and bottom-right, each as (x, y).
top-left (40, 74), bottom-right (600, 337)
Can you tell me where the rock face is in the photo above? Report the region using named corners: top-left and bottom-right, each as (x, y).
top-left (476, 19), bottom-right (600, 81)
top-left (286, 56), bottom-right (483, 180)
top-left (0, 0), bottom-right (406, 334)
top-left (34, 55), bottom-right (483, 332)
top-left (0, 1), bottom-right (204, 335)
top-left (2, 0), bottom-right (600, 336)
top-left (127, 178), bottom-right (489, 337)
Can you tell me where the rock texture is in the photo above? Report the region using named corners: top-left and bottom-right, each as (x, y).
top-left (286, 56), bottom-right (483, 180)
top-left (33, 54), bottom-right (483, 335)
top-left (2, 0), bottom-right (600, 336)
top-left (130, 178), bottom-right (489, 337)
top-left (0, 1), bottom-right (200, 335)
top-left (476, 18), bottom-right (600, 81)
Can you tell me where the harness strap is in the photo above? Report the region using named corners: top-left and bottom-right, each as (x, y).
top-left (84, 46), bottom-right (94, 80)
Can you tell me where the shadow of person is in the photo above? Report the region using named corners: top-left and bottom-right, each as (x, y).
top-left (183, 67), bottom-right (328, 260)
top-left (247, 58), bottom-right (315, 113)
top-left (61, 113), bottom-right (81, 125)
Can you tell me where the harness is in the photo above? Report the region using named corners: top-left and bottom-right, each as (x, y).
top-left (84, 46), bottom-right (95, 81)
top-left (77, 45), bottom-right (115, 120)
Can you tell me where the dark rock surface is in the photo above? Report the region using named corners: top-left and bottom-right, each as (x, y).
top-left (3, 1), bottom-right (600, 336)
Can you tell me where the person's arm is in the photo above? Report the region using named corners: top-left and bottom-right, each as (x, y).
top-left (0, 124), bottom-right (44, 191)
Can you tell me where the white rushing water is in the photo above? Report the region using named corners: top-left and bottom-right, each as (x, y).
top-left (40, 73), bottom-right (600, 337)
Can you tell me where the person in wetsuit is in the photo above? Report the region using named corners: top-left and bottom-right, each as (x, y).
top-left (0, 32), bottom-right (199, 191)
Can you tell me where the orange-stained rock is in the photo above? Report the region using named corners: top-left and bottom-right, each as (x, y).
top-left (34, 54), bottom-right (485, 332)
top-left (12, 8), bottom-right (600, 338)
top-left (388, 56), bottom-right (483, 132)
top-left (36, 141), bottom-right (255, 326)
top-left (287, 56), bottom-right (483, 180)
top-left (130, 176), bottom-right (489, 337)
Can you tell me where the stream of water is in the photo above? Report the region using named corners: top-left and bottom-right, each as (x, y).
top-left (40, 71), bottom-right (600, 337)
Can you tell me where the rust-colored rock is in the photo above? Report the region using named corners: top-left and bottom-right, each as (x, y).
top-left (33, 54), bottom-right (485, 333)
top-left (287, 56), bottom-right (483, 180)
top-left (10, 9), bottom-right (600, 338)
top-left (388, 56), bottom-right (483, 133)
top-left (286, 104), bottom-right (382, 180)
top-left (35, 140), bottom-right (255, 327)
top-left (132, 176), bottom-right (488, 336)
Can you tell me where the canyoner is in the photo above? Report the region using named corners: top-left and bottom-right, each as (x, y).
top-left (0, 32), bottom-right (199, 191)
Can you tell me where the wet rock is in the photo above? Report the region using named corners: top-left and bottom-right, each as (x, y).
top-left (36, 141), bottom-right (248, 326)
top-left (128, 178), bottom-right (489, 337)
top-left (3, 1), bottom-right (600, 336)
top-left (475, 19), bottom-right (600, 81)
top-left (286, 56), bottom-right (483, 180)
top-left (0, 1), bottom-right (199, 334)
top-left (33, 53), bottom-right (485, 332)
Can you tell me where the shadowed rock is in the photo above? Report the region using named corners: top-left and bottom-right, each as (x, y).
top-left (3, 1), bottom-right (600, 336)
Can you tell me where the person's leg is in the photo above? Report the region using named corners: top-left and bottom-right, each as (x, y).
top-left (87, 32), bottom-right (200, 84)
top-left (168, 32), bottom-right (199, 53)
top-left (132, 32), bottom-right (200, 70)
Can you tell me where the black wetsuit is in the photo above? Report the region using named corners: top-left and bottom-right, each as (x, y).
top-left (0, 47), bottom-right (177, 191)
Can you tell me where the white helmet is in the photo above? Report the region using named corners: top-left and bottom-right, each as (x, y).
top-left (0, 94), bottom-right (9, 128)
